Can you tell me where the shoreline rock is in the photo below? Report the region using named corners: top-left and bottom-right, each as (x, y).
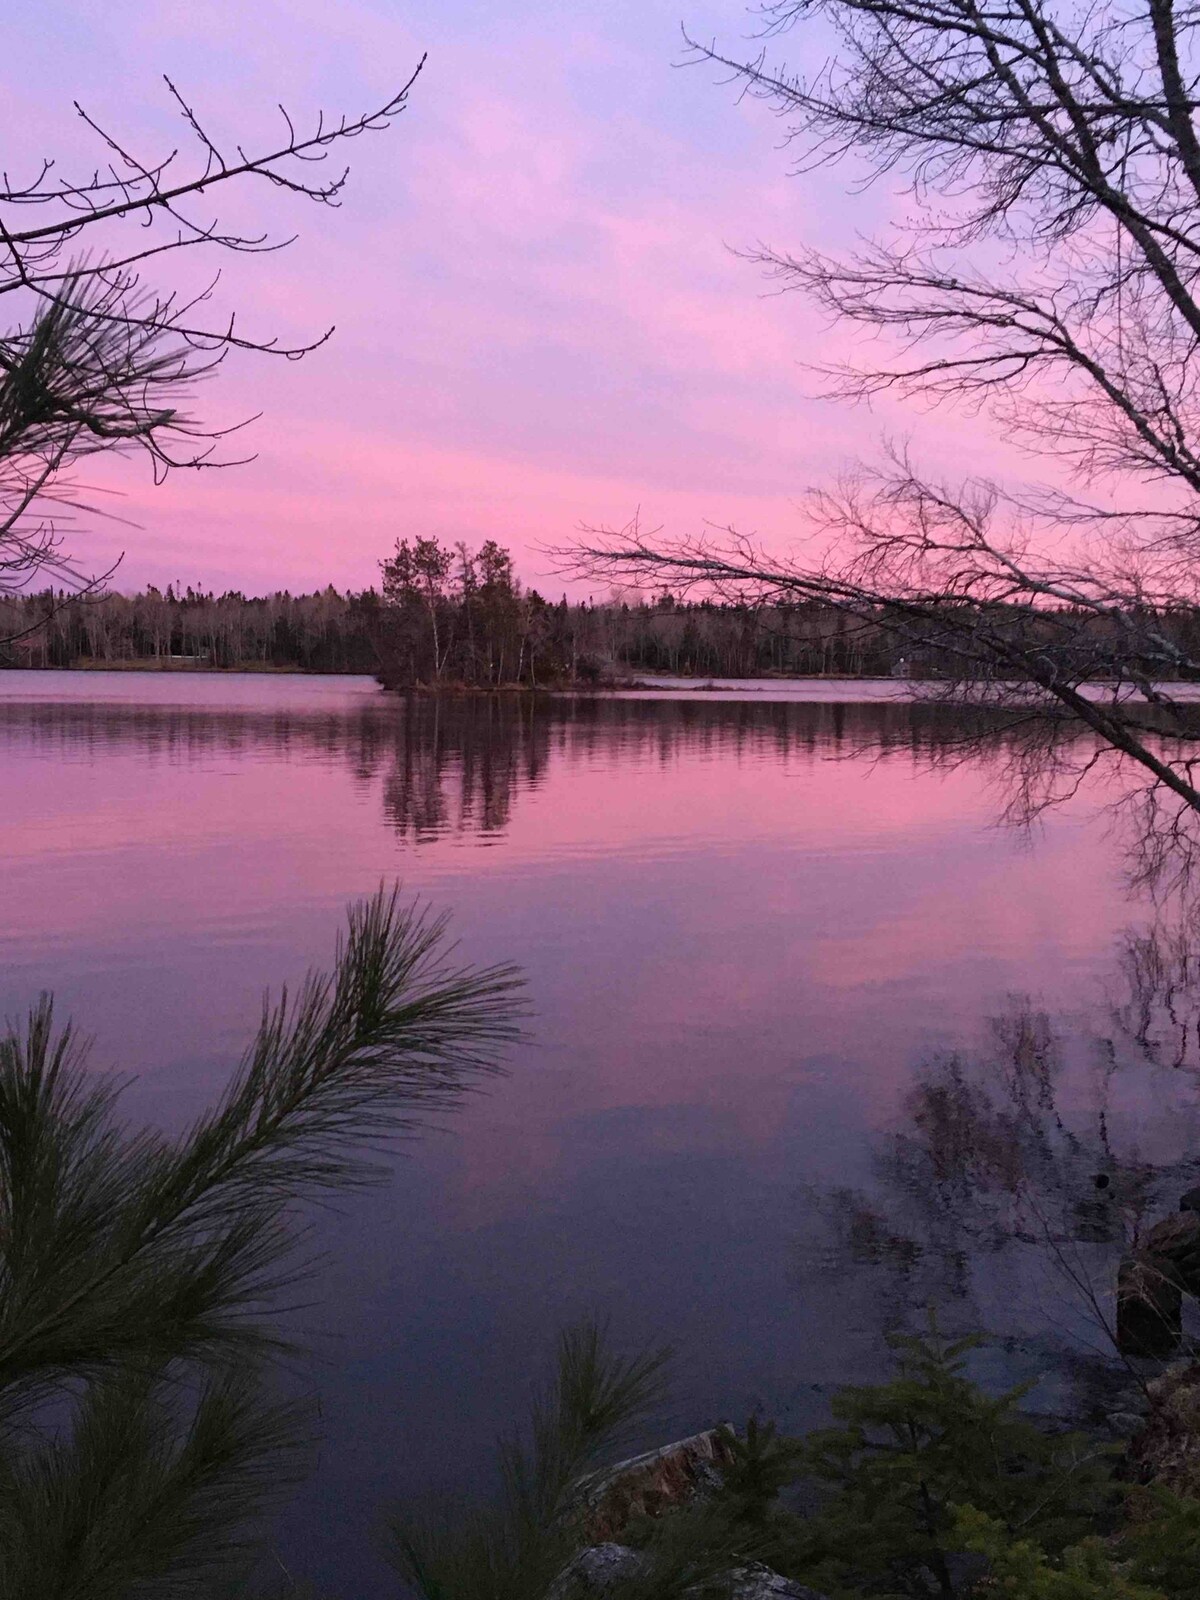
top-left (549, 1430), bottom-right (830, 1600)
top-left (547, 1545), bottom-right (829, 1600)
top-left (571, 1427), bottom-right (735, 1541)
top-left (1128, 1362), bottom-right (1200, 1497)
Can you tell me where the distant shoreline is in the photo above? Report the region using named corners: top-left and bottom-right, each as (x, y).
top-left (5, 661), bottom-right (910, 687)
top-left (2, 659), bottom-right (325, 675)
top-left (8, 665), bottom-right (1200, 707)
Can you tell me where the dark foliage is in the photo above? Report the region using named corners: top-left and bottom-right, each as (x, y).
top-left (381, 1317), bottom-right (1200, 1600)
top-left (20, 554), bottom-right (1200, 689)
top-left (0, 887), bottom-right (523, 1597)
top-left (388, 1321), bottom-right (676, 1600)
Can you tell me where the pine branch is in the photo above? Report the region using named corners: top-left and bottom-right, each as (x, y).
top-left (389, 1320), bottom-right (673, 1600)
top-left (0, 1365), bottom-right (308, 1599)
top-left (0, 885), bottom-right (522, 1594)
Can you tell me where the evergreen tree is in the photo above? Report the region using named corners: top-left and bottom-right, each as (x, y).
top-left (781, 1324), bottom-right (1115, 1598)
top-left (0, 887), bottom-right (523, 1597)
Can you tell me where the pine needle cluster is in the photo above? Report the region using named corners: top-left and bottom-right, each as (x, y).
top-left (0, 886), bottom-right (524, 1598)
top-left (389, 1320), bottom-right (754, 1600)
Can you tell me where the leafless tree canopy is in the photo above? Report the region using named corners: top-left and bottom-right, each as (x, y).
top-left (0, 56), bottom-right (424, 601)
top-left (566, 0), bottom-right (1200, 848)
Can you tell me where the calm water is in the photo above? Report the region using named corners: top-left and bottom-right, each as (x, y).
top-left (3, 670), bottom-right (1199, 1595)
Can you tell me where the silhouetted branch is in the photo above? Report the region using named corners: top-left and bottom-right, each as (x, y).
top-left (0, 55), bottom-right (425, 617)
top-left (561, 0), bottom-right (1200, 867)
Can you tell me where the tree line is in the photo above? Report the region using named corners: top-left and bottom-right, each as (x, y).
top-left (1, 584), bottom-right (382, 672)
top-left (11, 547), bottom-right (1200, 689)
top-left (1, 545), bottom-right (907, 680)
top-left (7, 531), bottom-right (1192, 684)
top-left (0, 564), bottom-right (939, 679)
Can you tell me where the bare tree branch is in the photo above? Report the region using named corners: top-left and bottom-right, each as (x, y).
top-left (562, 0), bottom-right (1200, 871)
top-left (0, 55), bottom-right (425, 624)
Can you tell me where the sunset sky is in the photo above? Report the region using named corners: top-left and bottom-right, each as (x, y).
top-left (10, 0), bottom-right (1005, 596)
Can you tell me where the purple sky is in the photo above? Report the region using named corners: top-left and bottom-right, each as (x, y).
top-left (11, 0), bottom-right (1009, 596)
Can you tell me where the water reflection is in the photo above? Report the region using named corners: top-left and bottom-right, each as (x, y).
top-left (3, 675), bottom-right (1194, 1595)
top-left (1114, 921), bottom-right (1200, 1067)
top-left (804, 908), bottom-right (1200, 1417)
top-left (0, 686), bottom-right (1057, 846)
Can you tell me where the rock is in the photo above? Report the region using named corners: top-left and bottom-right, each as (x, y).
top-left (1116, 1253), bottom-right (1183, 1357)
top-left (546, 1543), bottom-right (647, 1598)
top-left (572, 1428), bottom-right (735, 1540)
top-left (1114, 1207), bottom-right (1200, 1354)
top-left (692, 1563), bottom-right (828, 1599)
top-left (1127, 1362), bottom-right (1200, 1497)
top-left (1147, 1214), bottom-right (1200, 1299)
top-left (547, 1549), bottom-right (829, 1600)
top-left (1143, 1210), bottom-right (1200, 1269)
top-left (555, 1432), bottom-right (831, 1600)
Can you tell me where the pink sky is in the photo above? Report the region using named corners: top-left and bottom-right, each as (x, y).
top-left (9, 0), bottom-right (1017, 596)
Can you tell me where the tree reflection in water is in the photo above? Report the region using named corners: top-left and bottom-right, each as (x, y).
top-left (802, 912), bottom-right (1200, 1417)
top-left (9, 684), bottom-right (1200, 1425)
top-left (0, 689), bottom-right (1062, 844)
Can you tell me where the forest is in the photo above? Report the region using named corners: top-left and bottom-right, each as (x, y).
top-left (0, 538), bottom-right (892, 680)
top-left (11, 533), bottom-right (1200, 687)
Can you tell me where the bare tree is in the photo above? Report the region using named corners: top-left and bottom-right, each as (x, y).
top-left (566, 0), bottom-right (1200, 847)
top-left (0, 53), bottom-right (424, 615)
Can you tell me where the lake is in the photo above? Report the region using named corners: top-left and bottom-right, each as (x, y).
top-left (3, 670), bottom-right (1198, 1596)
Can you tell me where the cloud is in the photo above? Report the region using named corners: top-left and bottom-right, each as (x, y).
top-left (6, 0), bottom-right (1038, 594)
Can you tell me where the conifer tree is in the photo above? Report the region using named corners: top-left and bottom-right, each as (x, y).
top-left (0, 886), bottom-right (523, 1598)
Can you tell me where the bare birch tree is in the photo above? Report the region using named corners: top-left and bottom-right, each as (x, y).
top-left (566, 0), bottom-right (1200, 849)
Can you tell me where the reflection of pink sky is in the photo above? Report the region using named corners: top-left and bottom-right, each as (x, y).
top-left (1, 694), bottom-right (1134, 1231)
top-left (444, 810), bottom-right (1120, 1221)
top-left (8, 0), bottom-right (1034, 595)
